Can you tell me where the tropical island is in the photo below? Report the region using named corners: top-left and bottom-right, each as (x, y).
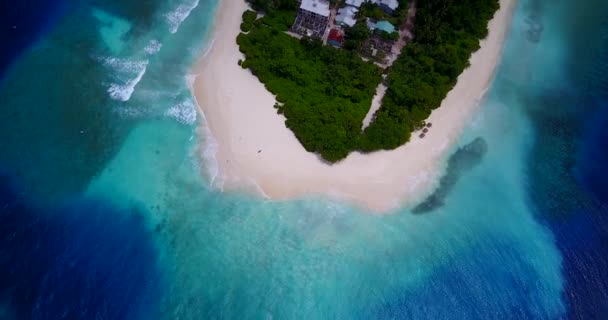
top-left (236, 0), bottom-right (499, 162)
top-left (192, 0), bottom-right (515, 211)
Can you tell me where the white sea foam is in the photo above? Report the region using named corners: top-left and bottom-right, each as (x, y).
top-left (165, 99), bottom-right (197, 125)
top-left (144, 39), bottom-right (162, 55)
top-left (192, 91), bottom-right (221, 188)
top-left (98, 57), bottom-right (149, 102)
top-left (201, 122), bottom-right (221, 188)
top-left (108, 62), bottom-right (148, 101)
top-left (165, 0), bottom-right (200, 34)
top-left (185, 74), bottom-right (198, 90)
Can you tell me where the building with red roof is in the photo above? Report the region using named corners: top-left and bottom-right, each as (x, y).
top-left (327, 28), bottom-right (345, 47)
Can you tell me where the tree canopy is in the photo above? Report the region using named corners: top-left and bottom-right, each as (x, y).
top-left (237, 12), bottom-right (382, 161)
top-left (239, 0), bottom-right (500, 162)
top-left (362, 0), bottom-right (499, 150)
top-left (247, 0), bottom-right (298, 13)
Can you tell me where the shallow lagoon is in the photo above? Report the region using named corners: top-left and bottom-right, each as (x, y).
top-left (0, 0), bottom-right (607, 318)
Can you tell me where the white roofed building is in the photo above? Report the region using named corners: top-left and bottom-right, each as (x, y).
top-left (300, 0), bottom-right (330, 16)
top-left (345, 0), bottom-right (365, 8)
top-left (336, 6), bottom-right (358, 27)
top-left (291, 0), bottom-right (330, 38)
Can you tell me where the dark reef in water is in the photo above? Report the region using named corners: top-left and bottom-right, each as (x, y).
top-left (0, 171), bottom-right (163, 320)
top-left (413, 137), bottom-right (488, 214)
top-left (523, 0), bottom-right (544, 43)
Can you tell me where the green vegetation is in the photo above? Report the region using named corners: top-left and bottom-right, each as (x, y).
top-left (247, 0), bottom-right (298, 13)
top-left (390, 0), bottom-right (412, 26)
top-left (237, 13), bottom-right (382, 161)
top-left (357, 0), bottom-right (410, 26)
top-left (343, 23), bottom-right (396, 63)
top-left (347, 0), bottom-right (407, 52)
top-left (240, 10), bottom-right (257, 32)
top-left (361, 0), bottom-right (499, 150)
top-left (256, 10), bottom-right (296, 30)
top-left (344, 22), bottom-right (371, 51)
top-left (358, 2), bottom-right (388, 21)
top-left (238, 0), bottom-right (500, 162)
top-left (380, 30), bottom-right (400, 41)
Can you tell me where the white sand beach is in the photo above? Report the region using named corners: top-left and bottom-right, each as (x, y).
top-left (192, 0), bottom-right (516, 212)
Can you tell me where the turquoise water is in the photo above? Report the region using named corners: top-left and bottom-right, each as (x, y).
top-left (1, 0), bottom-right (607, 318)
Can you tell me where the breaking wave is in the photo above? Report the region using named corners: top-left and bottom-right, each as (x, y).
top-left (144, 39), bottom-right (162, 55)
top-left (198, 110), bottom-right (220, 188)
top-left (97, 56), bottom-right (149, 102)
top-left (165, 98), bottom-right (197, 125)
top-left (165, 0), bottom-right (200, 34)
top-left (188, 81), bottom-right (221, 187)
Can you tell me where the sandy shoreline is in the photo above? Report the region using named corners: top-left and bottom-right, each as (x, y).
top-left (192, 0), bottom-right (516, 212)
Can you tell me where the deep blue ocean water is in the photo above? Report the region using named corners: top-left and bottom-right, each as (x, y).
top-left (0, 0), bottom-right (607, 318)
top-left (0, 0), bottom-right (65, 77)
top-left (0, 172), bottom-right (163, 319)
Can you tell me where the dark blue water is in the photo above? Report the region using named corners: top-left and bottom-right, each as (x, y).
top-left (375, 237), bottom-right (559, 320)
top-left (0, 0), bottom-right (161, 202)
top-left (0, 2), bottom-right (164, 318)
top-left (576, 105), bottom-right (608, 204)
top-left (0, 171), bottom-right (163, 319)
top-left (553, 102), bottom-right (608, 319)
top-left (0, 0), bottom-right (607, 318)
top-left (0, 1), bottom-right (182, 318)
top-left (0, 0), bottom-right (66, 78)
top-left (374, 0), bottom-right (608, 318)
top-left (524, 0), bottom-right (608, 317)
